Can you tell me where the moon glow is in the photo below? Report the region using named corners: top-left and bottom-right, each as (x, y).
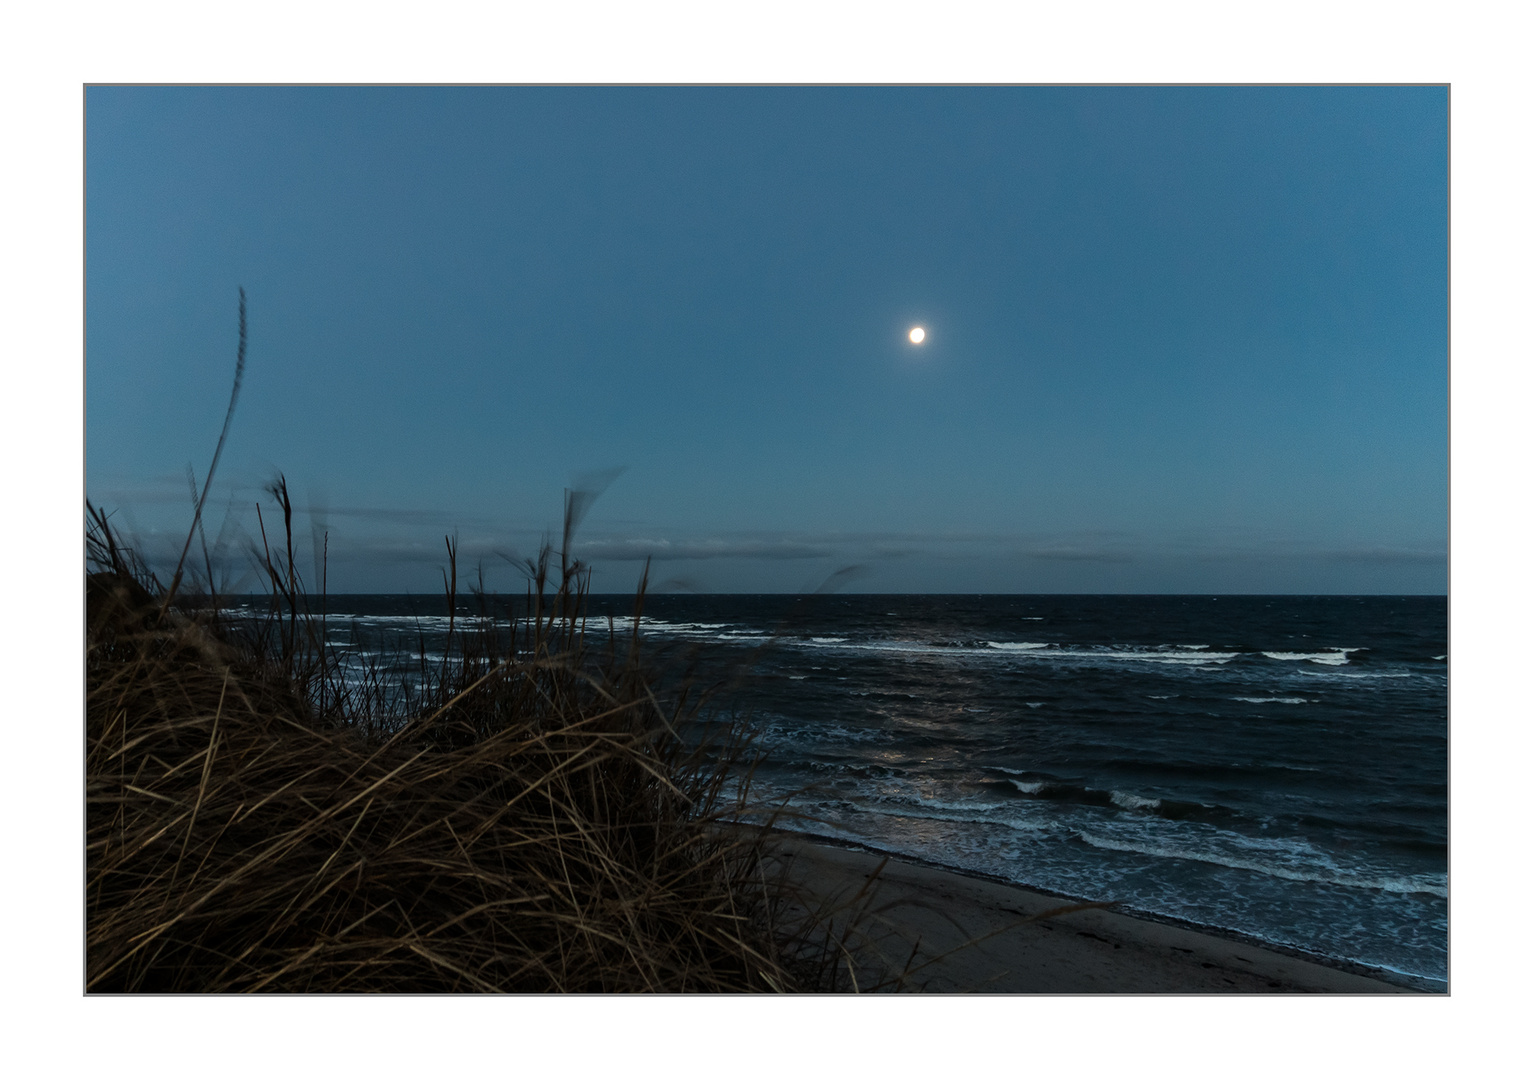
top-left (908, 326), bottom-right (926, 344)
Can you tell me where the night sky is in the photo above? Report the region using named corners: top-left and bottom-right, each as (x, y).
top-left (86, 86), bottom-right (1446, 594)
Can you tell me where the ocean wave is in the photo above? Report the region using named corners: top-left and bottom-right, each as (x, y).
top-left (847, 797), bottom-right (1051, 833)
top-left (1261, 648), bottom-right (1362, 666)
top-left (989, 774), bottom-right (1231, 824)
top-left (904, 794), bottom-right (1013, 814)
top-left (1233, 697), bottom-right (1313, 705)
top-left (836, 640), bottom-right (1242, 665)
top-left (1131, 653), bottom-right (1238, 665)
top-left (673, 632), bottom-right (1269, 668)
top-left (1043, 646), bottom-right (1239, 665)
top-left (645, 629), bottom-right (1256, 667)
top-left (805, 777), bottom-right (1057, 830)
top-left (633, 618), bottom-right (736, 635)
top-left (1075, 832), bottom-right (1448, 898)
top-left (1110, 791), bottom-right (1162, 812)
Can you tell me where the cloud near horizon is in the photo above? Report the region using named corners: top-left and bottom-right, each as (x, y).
top-left (575, 537), bottom-right (833, 561)
top-left (86, 485), bottom-right (1445, 594)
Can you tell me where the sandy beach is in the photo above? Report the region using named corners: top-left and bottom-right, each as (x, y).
top-left (768, 836), bottom-right (1428, 993)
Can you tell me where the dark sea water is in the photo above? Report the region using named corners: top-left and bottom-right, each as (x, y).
top-left (253, 593), bottom-right (1449, 988)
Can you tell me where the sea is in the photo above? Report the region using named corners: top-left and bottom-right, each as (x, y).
top-left (258, 592), bottom-right (1449, 990)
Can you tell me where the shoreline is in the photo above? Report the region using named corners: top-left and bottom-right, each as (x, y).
top-left (766, 831), bottom-right (1438, 993)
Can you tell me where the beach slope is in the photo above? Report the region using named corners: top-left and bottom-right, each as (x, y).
top-left (770, 839), bottom-right (1421, 993)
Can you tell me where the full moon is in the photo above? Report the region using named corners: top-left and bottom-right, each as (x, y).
top-left (908, 326), bottom-right (926, 344)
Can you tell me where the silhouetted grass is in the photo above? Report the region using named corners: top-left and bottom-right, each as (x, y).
top-left (87, 479), bottom-right (933, 991)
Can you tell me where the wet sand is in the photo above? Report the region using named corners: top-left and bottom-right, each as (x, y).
top-left (767, 837), bottom-right (1426, 993)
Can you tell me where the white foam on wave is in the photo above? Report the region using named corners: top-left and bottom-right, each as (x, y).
top-left (991, 643), bottom-right (1237, 665)
top-left (1009, 780), bottom-right (1046, 794)
top-left (637, 618), bottom-right (733, 634)
top-left (853, 793), bottom-right (1051, 833)
top-left (1126, 651), bottom-right (1238, 665)
top-left (1025, 702), bottom-right (1046, 708)
top-left (337, 613), bottom-right (458, 629)
top-left (1233, 697), bottom-right (1312, 705)
top-left (810, 636), bottom-right (847, 644)
top-left (1262, 648), bottom-right (1362, 666)
top-left (787, 675), bottom-right (807, 680)
top-left (781, 638), bottom-right (1241, 667)
top-left (1004, 644), bottom-right (1240, 665)
top-left (1076, 832), bottom-right (1449, 897)
top-left (1110, 791), bottom-right (1162, 812)
top-left (893, 806), bottom-right (1050, 833)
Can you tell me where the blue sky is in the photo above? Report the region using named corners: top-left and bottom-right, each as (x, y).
top-left (86, 86), bottom-right (1446, 594)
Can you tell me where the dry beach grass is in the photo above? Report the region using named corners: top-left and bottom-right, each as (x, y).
top-left (86, 499), bottom-right (893, 992)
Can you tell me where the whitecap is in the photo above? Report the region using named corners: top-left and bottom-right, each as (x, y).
top-left (1110, 791), bottom-right (1162, 812)
top-left (1262, 648), bottom-right (1362, 666)
top-left (1128, 652), bottom-right (1238, 665)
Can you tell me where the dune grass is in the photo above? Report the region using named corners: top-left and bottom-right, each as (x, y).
top-left (86, 486), bottom-right (889, 991)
